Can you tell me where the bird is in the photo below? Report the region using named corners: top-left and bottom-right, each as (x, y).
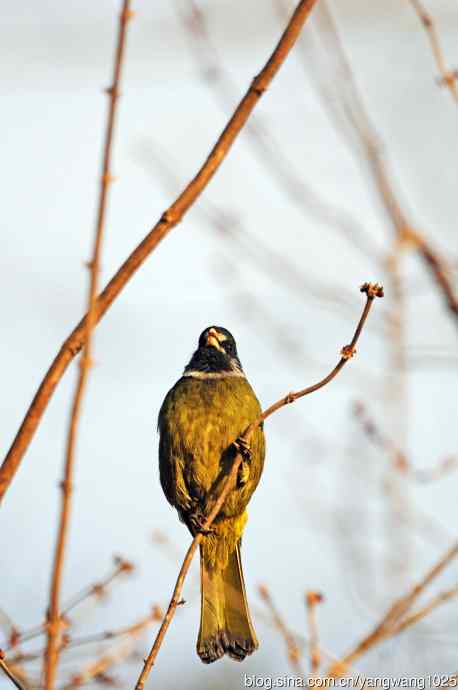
top-left (158, 326), bottom-right (265, 664)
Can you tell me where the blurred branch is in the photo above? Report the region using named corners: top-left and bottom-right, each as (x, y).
top-left (61, 645), bottom-right (133, 690)
top-left (354, 401), bottom-right (458, 483)
top-left (3, 556), bottom-right (134, 653)
top-left (305, 591), bottom-right (323, 675)
top-left (44, 5), bottom-right (133, 687)
top-left (64, 606), bottom-right (162, 651)
top-left (176, 0), bottom-right (380, 265)
top-left (311, 0), bottom-right (458, 327)
top-left (0, 0), bottom-right (319, 504)
top-left (6, 607), bottom-right (162, 666)
top-left (258, 585), bottom-right (304, 674)
top-left (327, 542), bottom-right (458, 677)
top-left (151, 530), bottom-right (183, 564)
top-left (0, 652), bottom-right (26, 690)
top-left (135, 283), bottom-right (382, 686)
top-left (60, 608), bottom-right (160, 690)
top-left (62, 555), bottom-right (135, 617)
top-left (392, 582), bottom-right (458, 635)
top-left (140, 142), bottom-right (382, 327)
top-left (408, 0), bottom-right (458, 103)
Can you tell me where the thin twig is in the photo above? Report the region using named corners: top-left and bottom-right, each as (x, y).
top-left (305, 591), bottom-right (323, 675)
top-left (176, 0), bottom-right (380, 265)
top-left (0, 0), bottom-right (319, 505)
top-left (392, 582), bottom-right (458, 635)
top-left (62, 556), bottom-right (135, 616)
top-left (354, 401), bottom-right (458, 483)
top-left (60, 609), bottom-right (158, 690)
top-left (44, 4), bottom-right (133, 689)
top-left (142, 143), bottom-right (364, 318)
top-left (139, 142), bottom-right (388, 333)
top-left (0, 652), bottom-right (26, 690)
top-left (326, 542), bottom-right (458, 677)
top-left (312, 0), bottom-right (458, 326)
top-left (408, 0), bottom-right (458, 103)
top-left (6, 607), bottom-right (162, 666)
top-left (246, 283), bottom-right (383, 432)
top-left (3, 556), bottom-right (134, 652)
top-left (134, 283), bottom-right (382, 687)
top-left (258, 585), bottom-right (304, 675)
top-left (61, 644), bottom-right (133, 690)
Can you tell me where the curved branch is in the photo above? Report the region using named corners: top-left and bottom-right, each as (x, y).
top-left (0, 0), bottom-right (319, 504)
top-left (134, 283), bottom-right (383, 687)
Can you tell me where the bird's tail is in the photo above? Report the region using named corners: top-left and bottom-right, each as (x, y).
top-left (197, 539), bottom-right (258, 663)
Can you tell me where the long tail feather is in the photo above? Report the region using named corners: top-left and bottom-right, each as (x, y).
top-left (197, 539), bottom-right (258, 664)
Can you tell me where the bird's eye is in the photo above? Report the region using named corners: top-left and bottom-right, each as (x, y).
top-left (222, 340), bottom-right (235, 356)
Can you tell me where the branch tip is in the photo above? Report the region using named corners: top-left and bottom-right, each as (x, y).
top-left (257, 583), bottom-right (270, 600)
top-left (306, 591), bottom-right (324, 606)
top-left (113, 555), bottom-right (135, 573)
top-left (360, 282), bottom-right (384, 299)
top-left (151, 605), bottom-right (163, 621)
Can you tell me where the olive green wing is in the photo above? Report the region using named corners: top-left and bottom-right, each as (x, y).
top-left (157, 382), bottom-right (194, 516)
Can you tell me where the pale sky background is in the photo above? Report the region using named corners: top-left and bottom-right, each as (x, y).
top-left (1, 1), bottom-right (458, 688)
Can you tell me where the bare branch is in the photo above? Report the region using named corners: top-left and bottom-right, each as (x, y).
top-left (0, 0), bottom-right (319, 504)
top-left (311, 0), bottom-right (458, 327)
top-left (392, 582), bottom-right (458, 635)
top-left (134, 283), bottom-right (382, 687)
top-left (44, 3), bottom-right (133, 688)
top-left (62, 555), bottom-right (135, 616)
top-left (140, 143), bottom-right (387, 330)
top-left (258, 585), bottom-right (304, 675)
top-left (408, 0), bottom-right (458, 103)
top-left (354, 401), bottom-right (458, 483)
top-left (6, 607), bottom-right (162, 667)
top-left (327, 542), bottom-right (458, 677)
top-left (0, 651), bottom-right (26, 690)
top-left (305, 591), bottom-right (323, 675)
top-left (3, 556), bottom-right (134, 653)
top-left (176, 0), bottom-right (380, 265)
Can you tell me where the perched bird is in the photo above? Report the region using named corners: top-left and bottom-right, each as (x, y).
top-left (158, 326), bottom-right (265, 663)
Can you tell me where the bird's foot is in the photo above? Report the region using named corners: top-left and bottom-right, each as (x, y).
top-left (188, 508), bottom-right (215, 536)
top-left (233, 436), bottom-right (252, 487)
top-left (237, 461), bottom-right (250, 487)
top-left (233, 436), bottom-right (252, 462)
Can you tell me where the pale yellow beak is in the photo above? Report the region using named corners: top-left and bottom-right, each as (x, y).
top-left (206, 328), bottom-right (222, 350)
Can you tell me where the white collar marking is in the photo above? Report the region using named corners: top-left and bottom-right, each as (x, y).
top-left (183, 370), bottom-right (246, 380)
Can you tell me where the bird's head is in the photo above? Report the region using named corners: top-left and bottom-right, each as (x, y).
top-left (184, 326), bottom-right (244, 378)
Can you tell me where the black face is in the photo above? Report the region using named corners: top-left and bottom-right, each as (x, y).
top-left (184, 326), bottom-right (243, 374)
top-left (197, 326), bottom-right (237, 357)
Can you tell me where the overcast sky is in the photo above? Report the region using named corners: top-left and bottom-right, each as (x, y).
top-left (1, 1), bottom-right (458, 687)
